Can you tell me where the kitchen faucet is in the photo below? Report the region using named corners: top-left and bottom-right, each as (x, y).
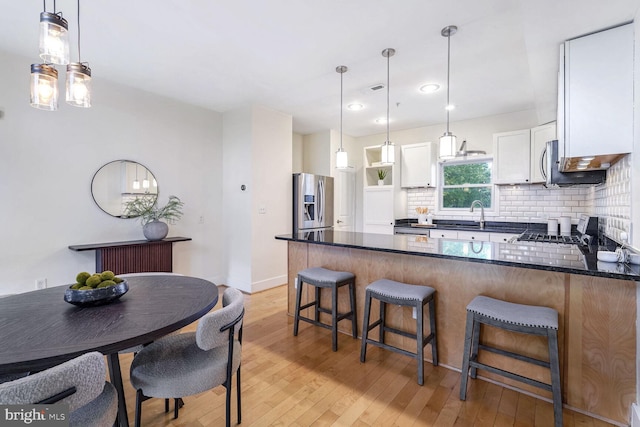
top-left (470, 200), bottom-right (485, 229)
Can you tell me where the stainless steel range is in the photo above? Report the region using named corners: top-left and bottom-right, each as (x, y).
top-left (517, 215), bottom-right (598, 246)
top-left (517, 233), bottom-right (584, 245)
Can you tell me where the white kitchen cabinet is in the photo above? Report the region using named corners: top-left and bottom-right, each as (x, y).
top-left (364, 145), bottom-right (395, 186)
top-left (363, 186), bottom-right (394, 235)
top-left (560, 23), bottom-right (633, 159)
top-left (363, 144), bottom-right (405, 235)
top-left (529, 122), bottom-right (556, 183)
top-left (489, 233), bottom-right (518, 243)
top-left (400, 142), bottom-right (436, 188)
top-left (493, 129), bottom-right (531, 184)
top-left (457, 231), bottom-right (491, 242)
top-left (429, 229), bottom-right (458, 239)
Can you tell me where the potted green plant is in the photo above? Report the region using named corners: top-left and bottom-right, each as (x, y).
top-left (377, 169), bottom-right (387, 186)
top-left (124, 195), bottom-right (184, 241)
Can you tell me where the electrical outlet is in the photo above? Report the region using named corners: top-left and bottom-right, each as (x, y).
top-left (294, 277), bottom-right (298, 289)
top-left (412, 307), bottom-right (417, 319)
top-left (258, 206), bottom-right (266, 214)
top-left (198, 215), bottom-right (205, 224)
top-left (35, 278), bottom-right (47, 290)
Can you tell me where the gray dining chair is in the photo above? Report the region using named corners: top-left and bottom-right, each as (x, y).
top-left (118, 273), bottom-right (184, 414)
top-left (0, 352), bottom-right (118, 427)
top-left (130, 286), bottom-right (244, 427)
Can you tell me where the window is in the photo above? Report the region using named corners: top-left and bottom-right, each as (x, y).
top-left (440, 159), bottom-right (493, 209)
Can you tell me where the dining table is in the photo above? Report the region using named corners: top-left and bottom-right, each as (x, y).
top-left (0, 274), bottom-right (219, 427)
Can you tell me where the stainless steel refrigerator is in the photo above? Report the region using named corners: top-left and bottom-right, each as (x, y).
top-left (293, 173), bottom-right (334, 233)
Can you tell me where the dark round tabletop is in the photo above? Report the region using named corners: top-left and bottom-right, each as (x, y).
top-left (0, 275), bottom-right (219, 374)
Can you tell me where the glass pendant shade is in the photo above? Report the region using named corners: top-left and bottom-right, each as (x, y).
top-left (439, 132), bottom-right (457, 159)
top-left (380, 48), bottom-right (395, 164)
top-left (39, 12), bottom-right (70, 65)
top-left (66, 63), bottom-right (91, 107)
top-left (30, 64), bottom-right (59, 111)
top-left (336, 148), bottom-right (348, 169)
top-left (142, 179), bottom-right (150, 189)
top-left (335, 65), bottom-right (349, 169)
top-left (381, 141), bottom-right (395, 164)
top-left (132, 180), bottom-right (141, 190)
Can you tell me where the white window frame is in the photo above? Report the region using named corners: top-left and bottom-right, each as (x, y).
top-left (435, 156), bottom-right (500, 218)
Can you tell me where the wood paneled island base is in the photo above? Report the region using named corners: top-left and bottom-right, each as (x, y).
top-left (286, 241), bottom-right (636, 425)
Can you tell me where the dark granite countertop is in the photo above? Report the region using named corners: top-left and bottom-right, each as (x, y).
top-left (394, 219), bottom-right (563, 235)
top-left (275, 230), bottom-right (640, 282)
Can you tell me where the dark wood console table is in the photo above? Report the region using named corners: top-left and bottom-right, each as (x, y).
top-left (69, 237), bottom-right (191, 274)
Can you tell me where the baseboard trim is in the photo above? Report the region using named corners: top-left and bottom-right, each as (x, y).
top-left (631, 403), bottom-right (640, 427)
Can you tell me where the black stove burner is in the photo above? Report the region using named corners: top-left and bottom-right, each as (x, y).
top-left (517, 233), bottom-right (584, 245)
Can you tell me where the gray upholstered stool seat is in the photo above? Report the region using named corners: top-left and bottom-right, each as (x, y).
top-left (460, 296), bottom-right (562, 427)
top-left (294, 267), bottom-right (357, 351)
top-left (360, 279), bottom-right (438, 385)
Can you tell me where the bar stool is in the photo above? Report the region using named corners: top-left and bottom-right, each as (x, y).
top-left (460, 296), bottom-right (562, 427)
top-left (293, 267), bottom-right (357, 351)
top-left (360, 279), bottom-right (437, 385)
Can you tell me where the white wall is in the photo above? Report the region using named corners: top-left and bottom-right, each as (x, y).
top-left (250, 106), bottom-right (292, 292)
top-left (222, 107), bottom-right (253, 292)
top-left (292, 132), bottom-right (304, 173)
top-left (0, 50), bottom-right (224, 295)
top-left (303, 131), bottom-right (331, 176)
top-left (351, 109), bottom-right (540, 229)
top-left (222, 105), bottom-right (292, 293)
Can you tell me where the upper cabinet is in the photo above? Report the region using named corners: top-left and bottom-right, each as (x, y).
top-left (493, 122), bottom-right (556, 185)
top-left (559, 23), bottom-right (633, 161)
top-left (400, 142), bottom-right (437, 188)
top-left (530, 123), bottom-right (556, 183)
top-left (493, 129), bottom-right (531, 184)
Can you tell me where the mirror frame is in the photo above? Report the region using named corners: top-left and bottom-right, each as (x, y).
top-left (91, 160), bottom-right (159, 218)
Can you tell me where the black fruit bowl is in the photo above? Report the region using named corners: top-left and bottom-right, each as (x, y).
top-left (64, 280), bottom-right (129, 307)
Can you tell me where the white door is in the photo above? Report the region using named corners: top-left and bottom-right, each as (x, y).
top-left (334, 168), bottom-right (356, 231)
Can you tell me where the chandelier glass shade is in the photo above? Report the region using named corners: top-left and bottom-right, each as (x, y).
top-left (39, 12), bottom-right (69, 65)
top-left (30, 64), bottom-right (59, 111)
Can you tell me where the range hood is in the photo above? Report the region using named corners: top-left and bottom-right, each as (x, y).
top-left (545, 140), bottom-right (606, 186)
top-left (559, 153), bottom-right (625, 172)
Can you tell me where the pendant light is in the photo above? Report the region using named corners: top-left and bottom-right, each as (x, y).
top-left (133, 164), bottom-right (140, 190)
top-left (439, 25), bottom-right (457, 159)
top-left (66, 0), bottom-right (91, 108)
top-left (39, 1), bottom-right (70, 65)
top-left (143, 169), bottom-right (150, 190)
top-left (30, 64), bottom-right (59, 111)
top-left (380, 48), bottom-right (395, 164)
top-left (335, 65), bottom-right (349, 169)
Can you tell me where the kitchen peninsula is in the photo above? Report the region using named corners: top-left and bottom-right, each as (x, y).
top-left (276, 230), bottom-right (638, 425)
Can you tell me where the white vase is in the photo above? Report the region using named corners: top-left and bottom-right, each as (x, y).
top-left (378, 180), bottom-right (384, 186)
top-left (143, 220), bottom-right (168, 241)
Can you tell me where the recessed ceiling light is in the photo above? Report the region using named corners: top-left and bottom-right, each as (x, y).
top-left (347, 103), bottom-right (364, 111)
top-left (419, 83), bottom-right (440, 93)
top-left (445, 104), bottom-right (455, 111)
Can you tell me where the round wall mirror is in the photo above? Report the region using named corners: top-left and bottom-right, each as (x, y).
top-left (91, 160), bottom-right (158, 218)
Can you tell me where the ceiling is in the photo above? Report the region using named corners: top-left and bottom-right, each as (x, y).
top-left (1, 0), bottom-right (638, 137)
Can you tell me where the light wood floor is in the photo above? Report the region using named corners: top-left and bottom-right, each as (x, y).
top-left (118, 285), bottom-right (615, 427)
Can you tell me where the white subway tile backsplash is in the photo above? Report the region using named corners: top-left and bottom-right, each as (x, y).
top-left (406, 157), bottom-right (628, 242)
